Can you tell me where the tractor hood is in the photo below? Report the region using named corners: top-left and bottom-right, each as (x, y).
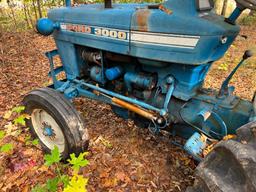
top-left (48, 0), bottom-right (240, 65)
top-left (48, 2), bottom-right (240, 36)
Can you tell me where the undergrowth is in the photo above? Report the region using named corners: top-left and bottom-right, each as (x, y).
top-left (239, 13), bottom-right (256, 26)
top-left (32, 147), bottom-right (89, 192)
top-left (0, 106), bottom-right (89, 191)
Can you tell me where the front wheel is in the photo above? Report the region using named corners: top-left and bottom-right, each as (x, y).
top-left (23, 87), bottom-right (89, 159)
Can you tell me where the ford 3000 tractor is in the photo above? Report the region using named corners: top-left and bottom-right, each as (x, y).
top-left (23, 0), bottom-right (256, 191)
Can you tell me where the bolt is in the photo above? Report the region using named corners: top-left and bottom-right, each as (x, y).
top-left (166, 76), bottom-right (174, 84)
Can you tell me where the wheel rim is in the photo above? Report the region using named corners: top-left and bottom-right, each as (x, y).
top-left (31, 109), bottom-right (65, 153)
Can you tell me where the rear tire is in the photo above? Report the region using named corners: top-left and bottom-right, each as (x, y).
top-left (187, 121), bottom-right (256, 192)
top-left (23, 87), bottom-right (89, 159)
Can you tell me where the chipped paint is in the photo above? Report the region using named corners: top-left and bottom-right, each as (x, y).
top-left (159, 4), bottom-right (173, 15)
top-left (135, 9), bottom-right (151, 32)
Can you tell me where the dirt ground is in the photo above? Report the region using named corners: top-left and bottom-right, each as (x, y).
top-left (0, 25), bottom-right (255, 192)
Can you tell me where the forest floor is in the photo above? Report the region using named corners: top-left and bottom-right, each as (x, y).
top-left (0, 25), bottom-right (255, 192)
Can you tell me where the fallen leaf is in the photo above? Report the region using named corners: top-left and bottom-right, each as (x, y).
top-left (3, 110), bottom-right (12, 119)
top-left (4, 122), bottom-right (19, 136)
top-left (102, 178), bottom-right (118, 188)
top-left (99, 171), bottom-right (110, 178)
top-left (22, 185), bottom-right (30, 192)
top-left (115, 171), bottom-right (126, 182)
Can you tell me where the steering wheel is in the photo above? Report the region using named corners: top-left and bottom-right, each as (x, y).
top-left (236, 0), bottom-right (256, 10)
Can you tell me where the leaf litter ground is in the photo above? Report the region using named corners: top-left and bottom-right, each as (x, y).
top-left (0, 26), bottom-right (255, 191)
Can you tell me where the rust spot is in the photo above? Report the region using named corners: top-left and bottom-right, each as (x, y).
top-left (159, 4), bottom-right (173, 15)
top-left (136, 9), bottom-right (151, 32)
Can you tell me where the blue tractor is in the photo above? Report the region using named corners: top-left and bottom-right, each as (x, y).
top-left (23, 0), bottom-right (256, 190)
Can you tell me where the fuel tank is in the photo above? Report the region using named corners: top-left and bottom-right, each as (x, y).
top-left (48, 0), bottom-right (240, 65)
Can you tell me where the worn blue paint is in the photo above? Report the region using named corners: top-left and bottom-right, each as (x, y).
top-left (65, 0), bottom-right (71, 7)
top-left (44, 127), bottom-right (53, 137)
top-left (198, 109), bottom-right (228, 138)
top-left (45, 49), bottom-right (64, 89)
top-left (37, 0), bottom-right (242, 100)
top-left (250, 93), bottom-right (256, 122)
top-left (37, 18), bottom-right (59, 36)
top-left (219, 57), bottom-right (246, 96)
top-left (72, 79), bottom-right (162, 113)
top-left (226, 7), bottom-right (243, 24)
top-left (105, 66), bottom-right (123, 81)
top-left (163, 76), bottom-right (174, 113)
top-left (179, 96), bottom-right (252, 137)
top-left (124, 72), bottom-right (156, 92)
top-left (90, 66), bottom-right (106, 84)
top-left (46, 3), bottom-right (240, 65)
top-left (36, 0), bottom-right (255, 160)
top-left (184, 132), bottom-right (206, 162)
top-left (142, 63), bottom-right (212, 100)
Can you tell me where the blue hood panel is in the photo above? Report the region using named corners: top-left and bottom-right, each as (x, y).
top-left (48, 1), bottom-right (240, 65)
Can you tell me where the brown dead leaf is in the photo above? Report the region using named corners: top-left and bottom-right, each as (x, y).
top-left (4, 122), bottom-right (19, 136)
top-left (102, 178), bottom-right (118, 188)
top-left (115, 171), bottom-right (131, 183)
top-left (3, 110), bottom-right (12, 119)
top-left (37, 165), bottom-right (49, 172)
top-left (115, 171), bottom-right (126, 182)
top-left (22, 185), bottom-right (29, 192)
top-left (99, 171), bottom-right (110, 178)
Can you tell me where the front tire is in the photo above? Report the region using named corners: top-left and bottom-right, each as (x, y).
top-left (23, 87), bottom-right (89, 159)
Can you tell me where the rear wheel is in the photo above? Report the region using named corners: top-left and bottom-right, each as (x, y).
top-left (23, 87), bottom-right (89, 159)
top-left (187, 121), bottom-right (256, 192)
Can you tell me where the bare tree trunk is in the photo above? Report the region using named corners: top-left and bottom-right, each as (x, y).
top-left (32, 0), bottom-right (38, 21)
top-left (36, 0), bottom-right (43, 18)
top-left (214, 0), bottom-right (223, 15)
top-left (0, 8), bottom-right (5, 32)
top-left (26, 6), bottom-right (35, 28)
top-left (0, 8), bottom-right (5, 17)
top-left (8, 5), bottom-right (18, 29)
top-left (221, 0), bottom-right (229, 16)
top-left (5, 9), bottom-right (12, 20)
top-left (23, 4), bottom-right (31, 29)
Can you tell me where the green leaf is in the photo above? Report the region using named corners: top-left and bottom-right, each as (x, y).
top-left (13, 116), bottom-right (25, 126)
top-left (13, 114), bottom-right (30, 126)
top-left (25, 135), bottom-right (31, 145)
top-left (44, 146), bottom-right (61, 166)
top-left (12, 106), bottom-right (25, 113)
top-left (63, 174), bottom-right (88, 192)
top-left (46, 177), bottom-right (60, 192)
top-left (67, 152), bottom-right (89, 172)
top-left (60, 175), bottom-right (70, 188)
top-left (0, 130), bottom-right (6, 140)
top-left (32, 139), bottom-right (39, 146)
top-left (31, 184), bottom-right (47, 192)
top-left (0, 143), bottom-right (13, 153)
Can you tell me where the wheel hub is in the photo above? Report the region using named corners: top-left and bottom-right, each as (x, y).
top-left (42, 122), bottom-right (55, 138)
top-left (31, 109), bottom-right (65, 153)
